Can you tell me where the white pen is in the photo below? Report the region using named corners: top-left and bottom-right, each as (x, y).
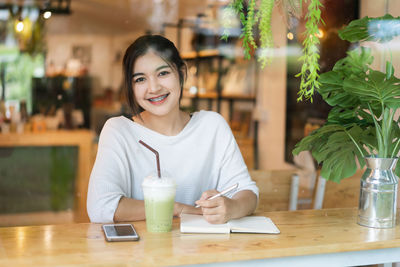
top-left (195, 183), bottom-right (239, 208)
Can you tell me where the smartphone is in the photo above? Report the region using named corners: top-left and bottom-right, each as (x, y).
top-left (102, 224), bottom-right (140, 242)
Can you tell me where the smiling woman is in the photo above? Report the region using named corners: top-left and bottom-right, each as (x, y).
top-left (86, 34), bottom-right (259, 225)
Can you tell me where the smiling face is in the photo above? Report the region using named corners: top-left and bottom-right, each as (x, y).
top-left (132, 51), bottom-right (182, 117)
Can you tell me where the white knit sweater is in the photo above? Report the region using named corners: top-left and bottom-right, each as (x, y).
top-left (87, 110), bottom-right (259, 223)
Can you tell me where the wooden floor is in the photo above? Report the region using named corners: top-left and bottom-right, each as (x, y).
top-left (0, 211), bottom-right (74, 227)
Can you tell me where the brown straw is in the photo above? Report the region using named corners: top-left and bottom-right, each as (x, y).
top-left (139, 140), bottom-right (161, 178)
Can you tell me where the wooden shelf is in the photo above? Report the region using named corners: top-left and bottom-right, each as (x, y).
top-left (220, 93), bottom-right (256, 101)
top-left (182, 91), bottom-right (218, 99)
top-left (181, 49), bottom-right (219, 59)
top-left (182, 91), bottom-right (255, 101)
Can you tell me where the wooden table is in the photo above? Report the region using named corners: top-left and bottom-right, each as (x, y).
top-left (0, 130), bottom-right (95, 223)
top-left (0, 208), bottom-right (399, 266)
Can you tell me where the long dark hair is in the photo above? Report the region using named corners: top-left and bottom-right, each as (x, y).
top-left (122, 35), bottom-right (187, 116)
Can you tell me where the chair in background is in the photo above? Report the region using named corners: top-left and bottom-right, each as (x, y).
top-left (249, 169), bottom-right (300, 212)
top-left (293, 151), bottom-right (317, 189)
top-left (293, 151), bottom-right (318, 209)
top-left (313, 170), bottom-right (363, 209)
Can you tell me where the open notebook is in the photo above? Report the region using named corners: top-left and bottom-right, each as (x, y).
top-left (180, 214), bottom-right (280, 234)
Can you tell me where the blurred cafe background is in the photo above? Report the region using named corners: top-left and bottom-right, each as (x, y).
top-left (0, 0), bottom-right (399, 226)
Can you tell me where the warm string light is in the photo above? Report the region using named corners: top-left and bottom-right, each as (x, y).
top-left (316, 28), bottom-right (324, 38)
top-left (287, 29), bottom-right (323, 41)
top-left (43, 11), bottom-right (52, 19)
top-left (307, 28), bottom-right (324, 39)
top-left (13, 8), bottom-right (51, 35)
top-left (15, 20), bottom-right (24, 32)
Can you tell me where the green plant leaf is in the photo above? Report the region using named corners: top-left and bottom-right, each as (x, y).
top-left (390, 123), bottom-right (400, 157)
top-left (395, 160), bottom-right (400, 178)
top-left (318, 48), bottom-right (374, 108)
top-left (333, 47), bottom-right (373, 77)
top-left (318, 71), bottom-right (359, 108)
top-left (319, 146), bottom-right (358, 183)
top-left (339, 14), bottom-right (400, 43)
top-left (343, 70), bottom-right (400, 110)
top-left (386, 61), bottom-right (394, 79)
top-left (357, 109), bottom-right (375, 124)
top-left (326, 107), bottom-right (366, 126)
top-left (361, 125), bottom-right (378, 154)
top-left (293, 124), bottom-right (343, 158)
top-left (293, 123), bottom-right (367, 183)
top-left (318, 127), bottom-right (364, 182)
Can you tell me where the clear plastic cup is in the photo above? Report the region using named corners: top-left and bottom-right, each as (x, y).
top-left (142, 174), bottom-right (176, 232)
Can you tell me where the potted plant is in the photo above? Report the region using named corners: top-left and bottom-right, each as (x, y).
top-left (293, 14), bottom-right (400, 228)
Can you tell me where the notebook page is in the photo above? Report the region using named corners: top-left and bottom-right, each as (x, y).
top-left (228, 216), bottom-right (280, 234)
top-left (180, 214), bottom-right (230, 234)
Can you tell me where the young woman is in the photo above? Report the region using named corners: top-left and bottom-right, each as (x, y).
top-left (87, 35), bottom-right (258, 224)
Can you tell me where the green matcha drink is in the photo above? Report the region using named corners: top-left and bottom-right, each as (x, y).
top-left (142, 175), bottom-right (176, 233)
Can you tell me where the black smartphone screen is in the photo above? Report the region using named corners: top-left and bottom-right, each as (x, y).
top-left (114, 225), bottom-right (136, 236)
top-left (103, 224), bottom-right (139, 240)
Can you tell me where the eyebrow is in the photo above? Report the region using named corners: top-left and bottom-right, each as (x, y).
top-left (132, 65), bottom-right (171, 78)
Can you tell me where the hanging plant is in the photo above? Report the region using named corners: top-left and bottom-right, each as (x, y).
top-left (7, 6), bottom-right (46, 56)
top-left (25, 15), bottom-right (46, 56)
top-left (222, 0), bottom-right (324, 102)
top-left (295, 0), bottom-right (324, 102)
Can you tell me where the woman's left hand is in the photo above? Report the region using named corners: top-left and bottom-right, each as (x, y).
top-left (174, 202), bottom-right (202, 217)
top-left (195, 190), bottom-right (236, 224)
